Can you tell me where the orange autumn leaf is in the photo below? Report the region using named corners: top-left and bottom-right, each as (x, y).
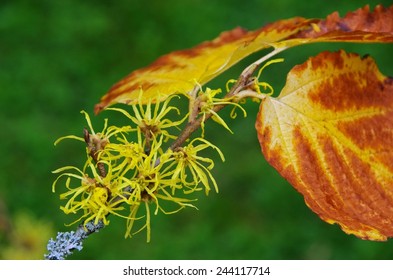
top-left (95, 4), bottom-right (393, 114)
top-left (256, 50), bottom-right (393, 241)
top-left (94, 18), bottom-right (313, 113)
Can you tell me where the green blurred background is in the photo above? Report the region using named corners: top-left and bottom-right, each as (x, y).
top-left (1, 0), bottom-right (393, 259)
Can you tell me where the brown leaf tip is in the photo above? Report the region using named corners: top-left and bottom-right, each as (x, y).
top-left (297, 4), bottom-right (393, 38)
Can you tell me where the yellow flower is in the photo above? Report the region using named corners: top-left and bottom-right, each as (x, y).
top-left (106, 92), bottom-right (188, 142)
top-left (54, 110), bottom-right (111, 145)
top-left (98, 129), bottom-right (145, 178)
top-left (197, 87), bottom-right (246, 137)
top-left (52, 158), bottom-right (131, 227)
top-left (53, 111), bottom-right (136, 227)
top-left (167, 138), bottom-right (225, 195)
top-left (114, 135), bottom-right (198, 242)
top-left (54, 110), bottom-right (132, 161)
top-left (53, 95), bottom-right (225, 242)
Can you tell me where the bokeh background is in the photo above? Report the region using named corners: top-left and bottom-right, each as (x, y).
top-left (1, 0), bottom-right (393, 259)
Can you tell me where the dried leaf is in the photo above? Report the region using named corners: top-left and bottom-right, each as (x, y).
top-left (256, 50), bottom-right (393, 240)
